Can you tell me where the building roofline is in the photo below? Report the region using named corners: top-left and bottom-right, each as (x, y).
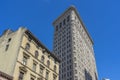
top-left (24, 29), bottom-right (61, 63)
top-left (2, 27), bottom-right (61, 63)
top-left (53, 6), bottom-right (94, 45)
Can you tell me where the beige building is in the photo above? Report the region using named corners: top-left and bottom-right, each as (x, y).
top-left (53, 6), bottom-right (98, 80)
top-left (0, 27), bottom-right (60, 80)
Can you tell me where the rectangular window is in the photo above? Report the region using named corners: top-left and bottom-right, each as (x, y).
top-left (56, 25), bottom-right (58, 31)
top-left (63, 19), bottom-right (66, 25)
top-left (33, 63), bottom-right (36, 72)
top-left (30, 74), bottom-right (36, 80)
top-left (60, 22), bottom-right (62, 28)
top-left (23, 56), bottom-right (27, 65)
top-left (40, 65), bottom-right (44, 75)
top-left (18, 72), bottom-right (24, 80)
top-left (67, 15), bottom-right (70, 22)
top-left (74, 63), bottom-right (77, 67)
top-left (5, 44), bottom-right (9, 51)
top-left (53, 74), bottom-right (57, 80)
top-left (45, 71), bottom-right (49, 80)
top-left (75, 70), bottom-right (77, 74)
top-left (40, 67), bottom-right (44, 74)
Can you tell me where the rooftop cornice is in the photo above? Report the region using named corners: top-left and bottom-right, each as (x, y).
top-left (24, 29), bottom-right (61, 63)
top-left (53, 6), bottom-right (75, 25)
top-left (0, 71), bottom-right (13, 80)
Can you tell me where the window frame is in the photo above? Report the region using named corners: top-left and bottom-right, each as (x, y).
top-left (25, 43), bottom-right (30, 51)
top-left (35, 50), bottom-right (39, 59)
top-left (18, 71), bottom-right (24, 80)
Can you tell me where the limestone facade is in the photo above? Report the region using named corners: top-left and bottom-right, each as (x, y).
top-left (53, 6), bottom-right (98, 80)
top-left (0, 27), bottom-right (60, 80)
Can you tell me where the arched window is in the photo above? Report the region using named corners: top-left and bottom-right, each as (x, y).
top-left (25, 43), bottom-right (30, 50)
top-left (54, 65), bottom-right (57, 72)
top-left (35, 50), bottom-right (39, 58)
top-left (47, 60), bottom-right (50, 67)
top-left (8, 38), bottom-right (11, 42)
top-left (41, 56), bottom-right (45, 63)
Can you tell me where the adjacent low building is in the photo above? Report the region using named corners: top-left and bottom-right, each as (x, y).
top-left (0, 27), bottom-right (60, 80)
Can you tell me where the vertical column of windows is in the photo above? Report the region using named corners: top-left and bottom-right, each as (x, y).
top-left (5, 38), bottom-right (12, 51)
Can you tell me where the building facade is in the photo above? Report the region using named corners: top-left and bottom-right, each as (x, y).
top-left (0, 27), bottom-right (60, 80)
top-left (53, 6), bottom-right (98, 80)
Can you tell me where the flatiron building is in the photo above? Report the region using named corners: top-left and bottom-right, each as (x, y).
top-left (53, 6), bottom-right (98, 80)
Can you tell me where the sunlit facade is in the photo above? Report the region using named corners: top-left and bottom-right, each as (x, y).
top-left (0, 27), bottom-right (60, 80)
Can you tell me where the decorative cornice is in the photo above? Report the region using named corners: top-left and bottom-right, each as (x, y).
top-left (25, 30), bottom-right (61, 63)
top-left (0, 71), bottom-right (13, 80)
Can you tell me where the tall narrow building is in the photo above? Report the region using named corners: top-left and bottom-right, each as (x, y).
top-left (53, 6), bottom-right (98, 80)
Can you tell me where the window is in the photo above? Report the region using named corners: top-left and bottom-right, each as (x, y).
top-left (74, 63), bottom-right (77, 67)
top-left (23, 56), bottom-right (27, 65)
top-left (31, 77), bottom-right (35, 80)
top-left (74, 76), bottom-right (78, 79)
top-left (18, 72), bottom-right (24, 80)
top-left (8, 38), bottom-right (11, 42)
top-left (40, 67), bottom-right (44, 74)
top-left (28, 36), bottom-right (32, 42)
top-left (5, 44), bottom-right (9, 51)
top-left (48, 55), bottom-right (50, 58)
top-left (70, 77), bottom-right (72, 80)
top-left (33, 62), bottom-right (37, 72)
top-left (35, 50), bottom-right (39, 59)
top-left (53, 74), bottom-right (57, 80)
top-left (42, 49), bottom-right (46, 53)
top-left (63, 19), bottom-right (66, 25)
top-left (70, 65), bottom-right (72, 69)
top-left (54, 60), bottom-right (57, 64)
top-left (67, 15), bottom-right (70, 22)
top-left (56, 25), bottom-right (58, 31)
top-left (74, 57), bottom-right (77, 61)
top-left (60, 22), bottom-right (62, 28)
top-left (30, 74), bottom-right (36, 80)
top-left (47, 60), bottom-right (50, 67)
top-left (40, 65), bottom-right (44, 75)
top-left (41, 56), bottom-right (45, 63)
top-left (54, 65), bottom-right (57, 72)
top-left (25, 43), bottom-right (30, 50)
top-left (45, 71), bottom-right (49, 80)
top-left (75, 70), bottom-right (77, 74)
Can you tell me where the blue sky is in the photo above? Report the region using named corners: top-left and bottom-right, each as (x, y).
top-left (0, 0), bottom-right (120, 80)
